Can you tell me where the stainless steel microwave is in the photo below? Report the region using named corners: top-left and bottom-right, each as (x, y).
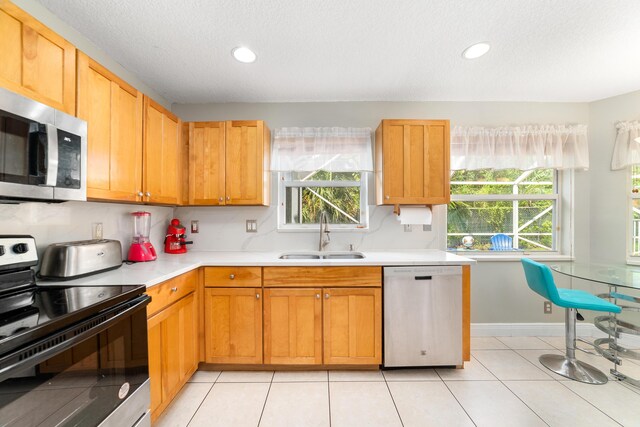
top-left (0, 87), bottom-right (87, 202)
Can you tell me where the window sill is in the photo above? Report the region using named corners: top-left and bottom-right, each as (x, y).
top-left (447, 251), bottom-right (574, 262)
top-left (277, 227), bottom-right (370, 233)
top-left (626, 259), bottom-right (640, 266)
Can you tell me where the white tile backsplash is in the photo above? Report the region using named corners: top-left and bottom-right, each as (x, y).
top-left (0, 201), bottom-right (174, 263)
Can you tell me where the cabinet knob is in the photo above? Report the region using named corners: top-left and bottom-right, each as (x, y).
top-left (316, 293), bottom-right (320, 299)
top-left (226, 196), bottom-right (231, 201)
top-left (229, 274), bottom-right (235, 280)
top-left (325, 293), bottom-right (330, 299)
top-left (171, 287), bottom-right (178, 293)
top-left (145, 192), bottom-right (151, 197)
top-left (137, 191), bottom-right (143, 197)
top-left (219, 197), bottom-right (224, 202)
top-left (385, 195), bottom-right (390, 200)
top-left (256, 293), bottom-right (260, 299)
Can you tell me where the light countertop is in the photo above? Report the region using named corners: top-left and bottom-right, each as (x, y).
top-left (38, 250), bottom-right (475, 288)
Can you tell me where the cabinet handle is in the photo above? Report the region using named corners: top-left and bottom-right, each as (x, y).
top-left (316, 293), bottom-right (320, 299)
top-left (229, 274), bottom-right (235, 280)
top-left (256, 293), bottom-right (260, 299)
top-left (145, 192), bottom-right (151, 197)
top-left (325, 293), bottom-right (330, 299)
top-left (171, 287), bottom-right (178, 293)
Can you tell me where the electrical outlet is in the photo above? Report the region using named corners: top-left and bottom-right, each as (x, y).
top-left (544, 301), bottom-right (552, 314)
top-left (423, 224), bottom-right (432, 232)
top-left (191, 220), bottom-right (199, 233)
top-left (92, 223), bottom-right (103, 240)
top-left (404, 224), bottom-right (412, 232)
top-left (246, 220), bottom-right (258, 233)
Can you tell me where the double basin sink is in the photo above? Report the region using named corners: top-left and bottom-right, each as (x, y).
top-left (279, 251), bottom-right (365, 260)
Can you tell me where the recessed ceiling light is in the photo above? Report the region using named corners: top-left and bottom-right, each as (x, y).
top-left (462, 42), bottom-right (491, 59)
top-left (232, 47), bottom-right (257, 63)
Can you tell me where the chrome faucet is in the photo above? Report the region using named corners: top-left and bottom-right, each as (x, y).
top-left (319, 211), bottom-right (330, 251)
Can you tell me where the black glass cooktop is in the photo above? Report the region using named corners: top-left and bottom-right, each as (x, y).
top-left (0, 285), bottom-right (146, 355)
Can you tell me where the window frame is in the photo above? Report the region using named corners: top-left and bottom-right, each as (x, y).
top-left (628, 165), bottom-right (640, 260)
top-left (447, 169), bottom-right (563, 255)
top-left (277, 171), bottom-right (369, 231)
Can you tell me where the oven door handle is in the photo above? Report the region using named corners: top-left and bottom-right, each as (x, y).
top-left (0, 294), bottom-right (150, 382)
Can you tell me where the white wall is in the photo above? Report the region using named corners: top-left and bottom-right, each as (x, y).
top-left (173, 100), bottom-right (589, 323)
top-left (588, 90), bottom-right (640, 262)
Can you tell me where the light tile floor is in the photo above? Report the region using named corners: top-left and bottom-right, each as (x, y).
top-left (156, 337), bottom-right (640, 427)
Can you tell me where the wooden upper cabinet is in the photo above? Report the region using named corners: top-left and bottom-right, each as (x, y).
top-left (77, 52), bottom-right (143, 202)
top-left (225, 120), bottom-right (270, 206)
top-left (263, 288), bottom-right (323, 365)
top-left (189, 122), bottom-right (225, 205)
top-left (0, 1), bottom-right (75, 114)
top-left (143, 96), bottom-right (181, 204)
top-left (323, 287), bottom-right (382, 365)
top-left (375, 119), bottom-right (450, 205)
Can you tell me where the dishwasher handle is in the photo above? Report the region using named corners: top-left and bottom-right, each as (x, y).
top-left (414, 276), bottom-right (432, 280)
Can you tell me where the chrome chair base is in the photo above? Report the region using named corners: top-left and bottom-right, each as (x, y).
top-left (539, 354), bottom-right (608, 385)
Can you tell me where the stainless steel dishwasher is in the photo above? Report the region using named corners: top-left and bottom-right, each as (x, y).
top-left (383, 266), bottom-right (463, 367)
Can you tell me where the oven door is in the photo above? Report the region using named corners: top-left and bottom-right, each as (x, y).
top-left (0, 295), bottom-right (150, 427)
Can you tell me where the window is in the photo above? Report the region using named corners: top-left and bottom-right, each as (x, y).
top-left (447, 169), bottom-right (558, 251)
top-left (278, 170), bottom-right (368, 230)
top-left (630, 165), bottom-right (640, 256)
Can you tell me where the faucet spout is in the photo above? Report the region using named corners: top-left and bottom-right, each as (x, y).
top-left (319, 211), bottom-right (330, 251)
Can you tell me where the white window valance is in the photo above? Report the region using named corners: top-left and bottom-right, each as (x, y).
top-left (451, 125), bottom-right (589, 171)
top-left (611, 121), bottom-right (640, 170)
top-left (271, 127), bottom-right (373, 172)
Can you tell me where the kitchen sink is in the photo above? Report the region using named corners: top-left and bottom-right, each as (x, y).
top-left (278, 251), bottom-right (365, 260)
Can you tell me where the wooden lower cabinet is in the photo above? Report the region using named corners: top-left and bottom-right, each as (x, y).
top-left (147, 292), bottom-right (197, 422)
top-left (204, 287), bottom-right (263, 364)
top-left (263, 288), bottom-right (323, 365)
top-left (323, 288), bottom-right (382, 365)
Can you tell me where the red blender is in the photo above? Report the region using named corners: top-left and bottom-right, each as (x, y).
top-left (164, 218), bottom-right (193, 254)
top-left (127, 211), bottom-right (157, 262)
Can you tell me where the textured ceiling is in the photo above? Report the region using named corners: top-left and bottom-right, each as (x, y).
top-left (38, 0), bottom-right (640, 104)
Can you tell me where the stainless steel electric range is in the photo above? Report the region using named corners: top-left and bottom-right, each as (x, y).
top-left (0, 235), bottom-right (151, 427)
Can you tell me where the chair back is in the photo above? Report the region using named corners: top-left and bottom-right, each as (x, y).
top-left (491, 233), bottom-right (513, 251)
top-left (521, 258), bottom-right (561, 303)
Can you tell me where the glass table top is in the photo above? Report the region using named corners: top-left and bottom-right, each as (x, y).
top-left (550, 262), bottom-right (640, 289)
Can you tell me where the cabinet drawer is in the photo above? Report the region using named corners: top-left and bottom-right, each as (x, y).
top-left (263, 266), bottom-right (382, 287)
top-left (146, 270), bottom-right (197, 317)
top-left (204, 267), bottom-right (262, 287)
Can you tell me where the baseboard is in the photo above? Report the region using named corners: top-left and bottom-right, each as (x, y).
top-left (471, 322), bottom-right (640, 348)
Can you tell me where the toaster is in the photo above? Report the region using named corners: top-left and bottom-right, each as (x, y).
top-left (39, 239), bottom-right (123, 280)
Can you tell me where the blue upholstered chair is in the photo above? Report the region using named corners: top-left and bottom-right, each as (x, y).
top-left (490, 233), bottom-right (513, 250)
top-left (521, 258), bottom-right (621, 384)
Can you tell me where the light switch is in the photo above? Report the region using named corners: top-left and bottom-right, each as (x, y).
top-left (246, 220), bottom-right (258, 233)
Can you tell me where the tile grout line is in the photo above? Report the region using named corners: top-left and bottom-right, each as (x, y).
top-left (381, 370), bottom-right (405, 427)
top-left (256, 371), bottom-right (275, 427)
top-left (185, 382), bottom-right (216, 427)
top-left (471, 350), bottom-right (551, 427)
top-left (435, 368), bottom-right (478, 427)
top-left (556, 380), bottom-right (625, 426)
top-left (326, 371), bottom-right (332, 427)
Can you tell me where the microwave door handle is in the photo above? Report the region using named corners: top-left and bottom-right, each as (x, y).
top-left (44, 124), bottom-right (58, 187)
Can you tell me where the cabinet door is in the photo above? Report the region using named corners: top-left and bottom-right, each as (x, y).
top-left (0, 2), bottom-right (75, 114)
top-left (204, 288), bottom-right (263, 364)
top-left (143, 96), bottom-right (180, 204)
top-left (178, 293), bottom-right (198, 381)
top-left (225, 120), bottom-right (270, 206)
top-left (77, 52), bottom-right (143, 202)
top-left (147, 319), bottom-right (163, 415)
top-left (189, 122), bottom-right (225, 205)
top-left (323, 288), bottom-right (382, 365)
top-left (264, 288), bottom-right (323, 365)
top-left (378, 120), bottom-right (449, 205)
